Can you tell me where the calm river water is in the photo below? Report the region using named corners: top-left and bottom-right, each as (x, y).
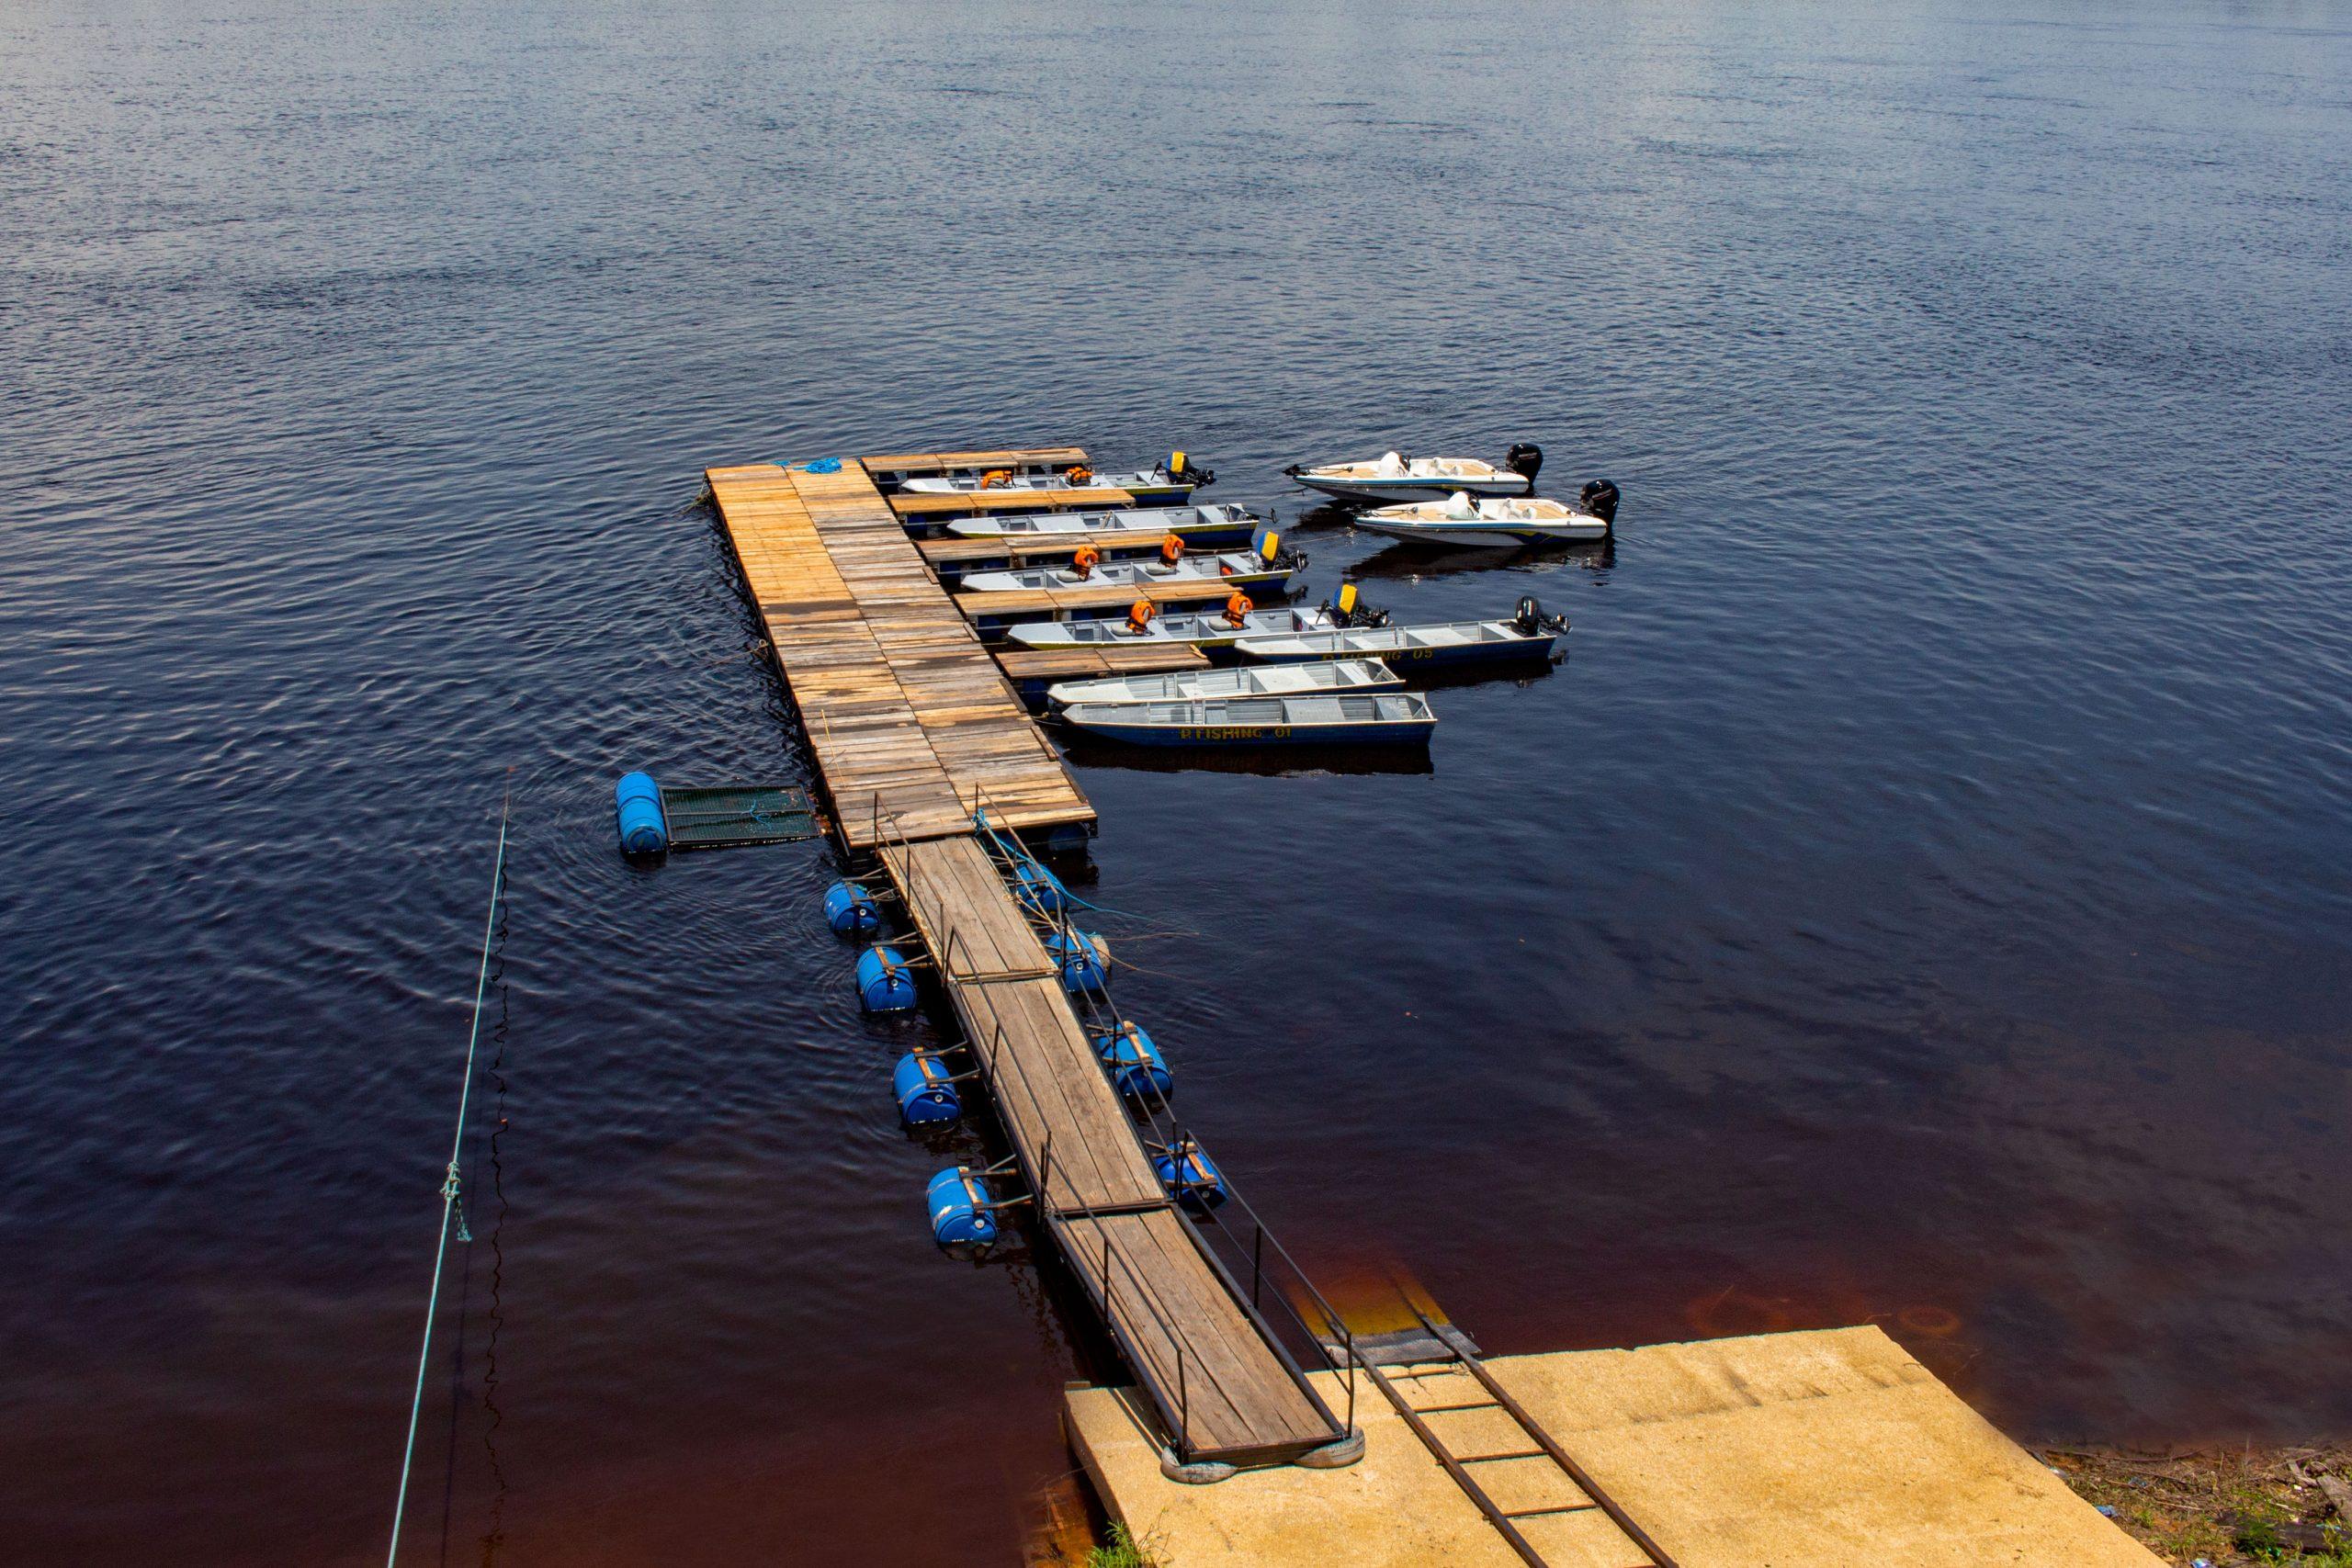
top-left (6, 1), bottom-right (2349, 1562)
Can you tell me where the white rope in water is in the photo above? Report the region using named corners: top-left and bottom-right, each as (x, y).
top-left (384, 790), bottom-right (510, 1568)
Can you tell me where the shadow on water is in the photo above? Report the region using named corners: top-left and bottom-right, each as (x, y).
top-left (1054, 735), bottom-right (1439, 778)
top-left (1347, 536), bottom-right (1617, 581)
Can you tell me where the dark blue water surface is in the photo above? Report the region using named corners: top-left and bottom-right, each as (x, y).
top-left (6, 0), bottom-right (2351, 1562)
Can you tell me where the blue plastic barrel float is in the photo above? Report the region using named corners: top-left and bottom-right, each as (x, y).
top-left (855, 946), bottom-right (919, 1012)
top-left (926, 1166), bottom-right (997, 1247)
top-left (892, 1052), bottom-right (960, 1125)
top-left (1155, 1140), bottom-right (1227, 1211)
top-left (1045, 928), bottom-right (1110, 994)
top-left (823, 880), bottom-right (881, 936)
top-left (614, 772), bottom-right (668, 855)
top-left (1012, 861), bottom-right (1067, 916)
top-left (1092, 1021), bottom-right (1171, 1101)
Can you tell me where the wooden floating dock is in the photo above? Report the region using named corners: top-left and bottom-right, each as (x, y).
top-left (709, 448), bottom-right (1350, 1468)
top-left (707, 458), bottom-right (1096, 849)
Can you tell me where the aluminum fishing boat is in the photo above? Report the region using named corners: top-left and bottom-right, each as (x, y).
top-left (1354, 490), bottom-right (1611, 547)
top-left (1284, 444), bottom-right (1542, 505)
top-left (944, 502), bottom-right (1257, 546)
top-left (1005, 585), bottom-right (1385, 652)
top-left (958, 548), bottom-right (1297, 597)
top-left (1046, 658), bottom-right (1402, 711)
top-left (1004, 603), bottom-right (1346, 652)
top-left (901, 452), bottom-right (1213, 505)
top-left (1059, 693), bottom-right (1438, 747)
top-left (1236, 599), bottom-right (1566, 668)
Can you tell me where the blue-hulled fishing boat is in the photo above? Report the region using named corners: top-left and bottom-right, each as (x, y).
top-left (1059, 693), bottom-right (1437, 747)
top-left (1236, 598), bottom-right (1566, 668)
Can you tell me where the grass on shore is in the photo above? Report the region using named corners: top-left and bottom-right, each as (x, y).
top-left (2044, 1444), bottom-right (2352, 1566)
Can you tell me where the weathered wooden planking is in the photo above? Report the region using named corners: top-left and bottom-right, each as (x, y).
top-left (879, 836), bottom-right (1056, 982)
top-left (992, 645), bottom-right (1214, 682)
top-left (860, 446), bottom-right (1089, 484)
top-left (889, 488), bottom-right (1137, 521)
top-left (707, 459), bottom-right (1096, 848)
top-left (1054, 1207), bottom-right (1344, 1461)
top-left (941, 975), bottom-right (1167, 1215)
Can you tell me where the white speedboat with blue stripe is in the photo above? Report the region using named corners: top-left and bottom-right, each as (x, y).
top-left (1285, 444), bottom-right (1542, 504)
top-left (1354, 489), bottom-right (1611, 547)
top-left (1046, 657), bottom-right (1401, 711)
top-left (1060, 693), bottom-right (1437, 748)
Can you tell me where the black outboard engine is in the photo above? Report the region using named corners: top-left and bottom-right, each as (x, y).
top-left (1326, 581), bottom-right (1390, 628)
top-left (1577, 479), bottom-right (1621, 525)
top-left (1505, 442), bottom-right (1544, 492)
top-left (1170, 451), bottom-right (1216, 491)
top-left (1513, 595), bottom-right (1567, 635)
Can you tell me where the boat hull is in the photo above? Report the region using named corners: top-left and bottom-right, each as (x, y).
top-left (1351, 518), bottom-right (1606, 547)
top-left (1237, 626), bottom-right (1557, 668)
top-left (1064, 716), bottom-right (1432, 746)
top-left (1294, 475), bottom-right (1530, 505)
top-left (944, 504), bottom-right (1255, 547)
top-left (957, 561), bottom-right (1295, 595)
top-left (902, 475), bottom-right (1195, 506)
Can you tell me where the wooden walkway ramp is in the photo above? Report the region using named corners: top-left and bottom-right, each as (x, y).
top-left (879, 833), bottom-right (1345, 1466)
top-left (707, 459), bottom-right (1096, 849)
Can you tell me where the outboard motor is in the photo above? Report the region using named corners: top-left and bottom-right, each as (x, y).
top-left (1577, 479), bottom-right (1621, 525)
top-left (1513, 595), bottom-right (1568, 635)
top-left (1169, 450), bottom-right (1216, 491)
top-left (1326, 581), bottom-right (1389, 629)
top-left (1505, 442), bottom-right (1544, 493)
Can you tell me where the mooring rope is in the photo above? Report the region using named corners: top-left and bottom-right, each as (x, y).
top-left (385, 786), bottom-right (512, 1568)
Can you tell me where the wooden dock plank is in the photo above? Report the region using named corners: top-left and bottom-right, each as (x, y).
top-left (1056, 1208), bottom-right (1341, 1460)
top-left (860, 446), bottom-right (1089, 482)
top-left (993, 646), bottom-right (1215, 682)
top-left (879, 836), bottom-right (1056, 983)
top-left (711, 446), bottom-right (1341, 1470)
top-left (707, 460), bottom-right (1096, 849)
top-left (943, 976), bottom-right (1167, 1215)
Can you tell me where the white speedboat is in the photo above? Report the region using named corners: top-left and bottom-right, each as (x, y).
top-left (1284, 443), bottom-right (1542, 504)
top-left (1046, 658), bottom-right (1402, 710)
top-left (1354, 491), bottom-right (1609, 547)
top-left (901, 452), bottom-right (1213, 505)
